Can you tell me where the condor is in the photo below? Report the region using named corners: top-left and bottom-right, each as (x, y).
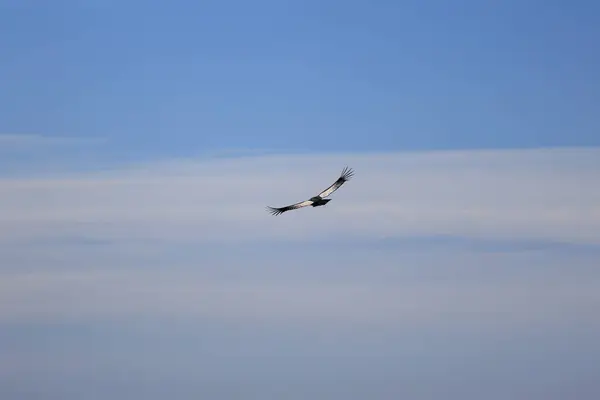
top-left (266, 167), bottom-right (354, 216)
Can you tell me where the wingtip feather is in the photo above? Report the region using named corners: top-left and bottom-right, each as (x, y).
top-left (266, 206), bottom-right (282, 216)
top-left (340, 166), bottom-right (354, 181)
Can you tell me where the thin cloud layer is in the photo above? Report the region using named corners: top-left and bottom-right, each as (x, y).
top-left (1, 259), bottom-right (599, 328)
top-left (1, 146), bottom-right (599, 244)
top-left (1, 146), bottom-right (599, 327)
top-left (2, 147), bottom-right (600, 400)
top-left (0, 133), bottom-right (104, 149)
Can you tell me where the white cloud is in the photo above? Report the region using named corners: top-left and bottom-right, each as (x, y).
top-left (0, 133), bottom-right (103, 149)
top-left (0, 146), bottom-right (598, 327)
top-left (1, 147), bottom-right (599, 399)
top-left (1, 146), bottom-right (599, 244)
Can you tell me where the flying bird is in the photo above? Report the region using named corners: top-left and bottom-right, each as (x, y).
top-left (266, 166), bottom-right (354, 216)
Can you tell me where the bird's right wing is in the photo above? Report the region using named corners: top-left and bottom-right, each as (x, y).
top-left (266, 199), bottom-right (313, 216)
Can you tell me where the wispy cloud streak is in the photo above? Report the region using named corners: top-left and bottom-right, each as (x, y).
top-left (0, 133), bottom-right (104, 148)
top-left (1, 147), bottom-right (599, 244)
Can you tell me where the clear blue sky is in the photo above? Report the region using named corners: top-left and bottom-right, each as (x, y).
top-left (2, 0), bottom-right (599, 163)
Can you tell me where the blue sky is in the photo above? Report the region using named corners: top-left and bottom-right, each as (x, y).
top-left (2, 0), bottom-right (600, 163)
top-left (2, 1), bottom-right (600, 399)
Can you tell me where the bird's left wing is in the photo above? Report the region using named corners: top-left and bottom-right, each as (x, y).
top-left (316, 166), bottom-right (354, 198)
top-left (266, 199), bottom-right (313, 216)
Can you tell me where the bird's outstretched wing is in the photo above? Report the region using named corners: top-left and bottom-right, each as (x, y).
top-left (266, 199), bottom-right (313, 216)
top-left (316, 166), bottom-right (354, 198)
